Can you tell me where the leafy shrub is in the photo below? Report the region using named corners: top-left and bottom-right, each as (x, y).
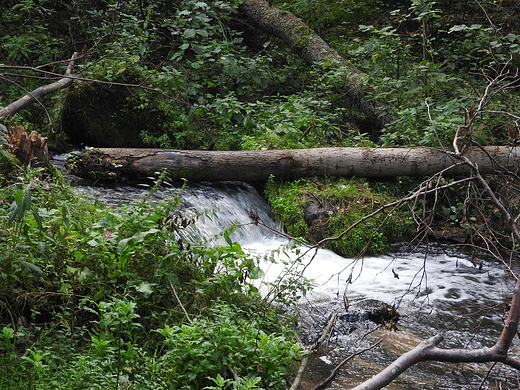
top-left (156, 303), bottom-right (301, 390)
top-left (0, 165), bottom-right (303, 389)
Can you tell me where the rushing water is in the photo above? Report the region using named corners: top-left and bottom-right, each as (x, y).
top-left (57, 159), bottom-right (519, 389)
top-left (249, 239), bottom-right (518, 389)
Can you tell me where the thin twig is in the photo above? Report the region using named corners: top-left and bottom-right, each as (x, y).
top-left (312, 339), bottom-right (383, 390)
top-left (289, 313), bottom-right (338, 390)
top-left (0, 64), bottom-right (163, 94)
top-left (168, 278), bottom-right (192, 325)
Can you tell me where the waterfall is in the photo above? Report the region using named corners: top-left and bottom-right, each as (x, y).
top-left (66, 175), bottom-right (516, 389)
top-left (69, 178), bottom-right (512, 314)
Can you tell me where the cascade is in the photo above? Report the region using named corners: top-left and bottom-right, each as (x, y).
top-left (63, 169), bottom-right (517, 389)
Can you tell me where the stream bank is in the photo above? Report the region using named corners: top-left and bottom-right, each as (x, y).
top-left (60, 171), bottom-right (520, 389)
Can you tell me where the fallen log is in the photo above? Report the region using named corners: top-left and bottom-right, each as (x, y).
top-left (239, 0), bottom-right (387, 130)
top-left (65, 146), bottom-right (520, 182)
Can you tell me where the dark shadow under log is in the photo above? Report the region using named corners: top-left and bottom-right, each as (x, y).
top-left (66, 146), bottom-right (520, 182)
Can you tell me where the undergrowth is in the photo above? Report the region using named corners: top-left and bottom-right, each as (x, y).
top-left (0, 165), bottom-right (303, 389)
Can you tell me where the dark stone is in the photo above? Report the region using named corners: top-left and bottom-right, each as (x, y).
top-left (339, 299), bottom-right (399, 324)
top-left (304, 200), bottom-right (334, 241)
top-left (303, 200), bottom-right (333, 225)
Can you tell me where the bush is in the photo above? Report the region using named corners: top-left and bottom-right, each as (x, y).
top-left (0, 165), bottom-right (303, 389)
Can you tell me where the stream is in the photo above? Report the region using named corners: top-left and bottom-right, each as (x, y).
top-left (56, 155), bottom-right (520, 389)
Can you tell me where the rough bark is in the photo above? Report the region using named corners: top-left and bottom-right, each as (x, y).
top-left (65, 146), bottom-right (520, 182)
top-left (239, 0), bottom-right (387, 130)
top-left (5, 125), bottom-right (49, 165)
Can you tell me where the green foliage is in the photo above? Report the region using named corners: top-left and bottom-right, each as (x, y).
top-left (265, 176), bottom-right (413, 256)
top-left (1, 0), bottom-right (520, 149)
top-left (156, 303), bottom-right (301, 389)
top-left (3, 1), bottom-right (520, 388)
top-left (345, 1), bottom-right (520, 146)
top-left (277, 0), bottom-right (387, 42)
top-left (0, 166), bottom-right (304, 389)
top-left (0, 123), bottom-right (10, 159)
top-left (1, 0), bottom-right (380, 150)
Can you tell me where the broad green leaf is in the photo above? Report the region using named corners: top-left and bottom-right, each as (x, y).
top-left (183, 29), bottom-right (196, 38)
top-left (135, 282), bottom-right (156, 296)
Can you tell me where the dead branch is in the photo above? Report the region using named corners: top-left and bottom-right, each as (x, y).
top-left (0, 55), bottom-right (167, 126)
top-left (350, 335), bottom-right (443, 390)
top-left (348, 67), bottom-right (520, 390)
top-left (289, 313), bottom-right (337, 390)
top-left (0, 52), bottom-right (79, 119)
top-left (0, 68), bottom-right (162, 94)
top-left (314, 174), bottom-right (476, 249)
top-left (168, 278), bottom-right (193, 325)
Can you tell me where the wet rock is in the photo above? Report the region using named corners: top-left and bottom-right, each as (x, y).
top-left (304, 200), bottom-right (334, 241)
top-left (339, 299), bottom-right (399, 324)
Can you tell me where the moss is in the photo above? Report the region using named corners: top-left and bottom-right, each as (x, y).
top-left (264, 176), bottom-right (414, 256)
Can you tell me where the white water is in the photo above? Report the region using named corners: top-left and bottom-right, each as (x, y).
top-left (66, 175), bottom-right (519, 389)
top-left (247, 239), bottom-right (512, 311)
top-left (70, 176), bottom-right (514, 322)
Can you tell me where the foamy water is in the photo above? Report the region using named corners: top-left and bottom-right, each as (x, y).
top-left (246, 239), bottom-right (513, 315)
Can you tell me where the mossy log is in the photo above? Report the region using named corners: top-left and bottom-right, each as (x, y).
top-left (66, 146), bottom-right (520, 182)
top-left (240, 0), bottom-right (387, 131)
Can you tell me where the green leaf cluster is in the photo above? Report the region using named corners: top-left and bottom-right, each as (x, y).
top-left (0, 166), bottom-right (303, 389)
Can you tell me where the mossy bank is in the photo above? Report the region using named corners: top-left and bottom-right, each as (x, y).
top-left (264, 176), bottom-right (415, 256)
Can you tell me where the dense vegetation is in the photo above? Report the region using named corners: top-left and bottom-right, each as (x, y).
top-left (0, 162), bottom-right (304, 389)
top-left (1, 0), bottom-right (520, 388)
top-left (2, 0), bottom-right (518, 150)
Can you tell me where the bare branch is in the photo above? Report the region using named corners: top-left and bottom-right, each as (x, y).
top-left (350, 62), bottom-right (520, 390)
top-left (314, 173), bottom-right (475, 249)
top-left (0, 53), bottom-right (79, 119)
top-left (290, 313), bottom-right (337, 390)
top-left (351, 335), bottom-right (443, 390)
top-left (168, 278), bottom-right (193, 325)
top-left (0, 64), bottom-right (163, 98)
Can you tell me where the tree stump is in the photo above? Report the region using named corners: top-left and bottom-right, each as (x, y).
top-left (6, 125), bottom-right (49, 166)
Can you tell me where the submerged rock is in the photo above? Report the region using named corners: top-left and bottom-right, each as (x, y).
top-left (339, 299), bottom-right (399, 324)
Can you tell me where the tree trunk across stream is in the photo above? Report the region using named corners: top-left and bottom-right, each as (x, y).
top-left (66, 146), bottom-right (520, 182)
